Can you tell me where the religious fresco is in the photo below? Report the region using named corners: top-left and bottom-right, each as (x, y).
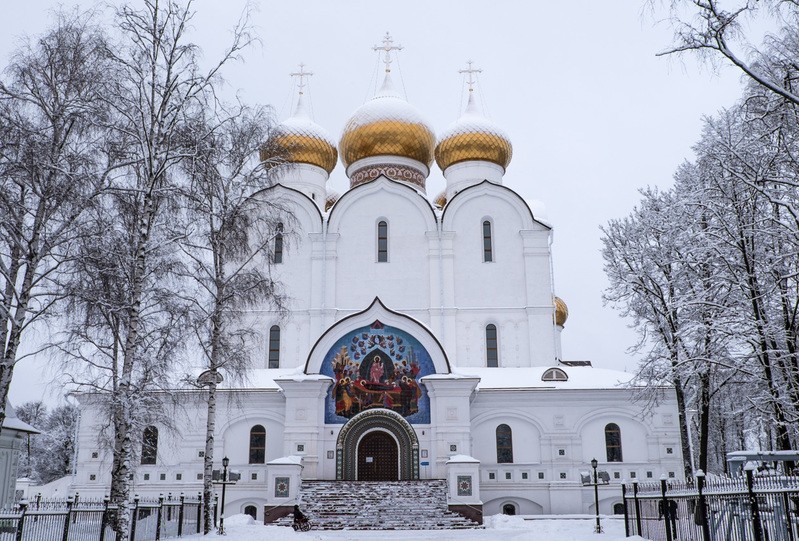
top-left (321, 320), bottom-right (435, 424)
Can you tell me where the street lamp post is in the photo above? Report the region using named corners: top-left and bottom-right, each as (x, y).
top-left (218, 457), bottom-right (230, 535)
top-left (591, 458), bottom-right (603, 534)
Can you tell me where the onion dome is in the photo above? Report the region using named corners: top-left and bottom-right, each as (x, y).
top-left (325, 191), bottom-right (340, 212)
top-left (339, 73), bottom-right (435, 169)
top-left (554, 296), bottom-right (569, 327)
top-left (435, 90), bottom-right (512, 172)
top-left (264, 92), bottom-right (337, 174)
top-left (434, 190), bottom-right (447, 208)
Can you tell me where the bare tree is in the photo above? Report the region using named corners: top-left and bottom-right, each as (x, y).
top-left (178, 105), bottom-right (290, 533)
top-left (0, 10), bottom-right (113, 433)
top-left (81, 1), bottom-right (256, 537)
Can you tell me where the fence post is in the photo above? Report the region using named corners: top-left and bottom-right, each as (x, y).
top-left (155, 493), bottom-right (164, 541)
top-left (782, 490), bottom-right (795, 541)
top-left (61, 495), bottom-right (73, 541)
top-left (632, 479), bottom-right (642, 536)
top-left (196, 492), bottom-right (202, 534)
top-left (130, 494), bottom-right (140, 541)
top-left (660, 476), bottom-right (673, 541)
top-left (15, 499), bottom-right (27, 541)
top-left (622, 482), bottom-right (630, 538)
top-left (695, 470), bottom-right (711, 541)
top-left (177, 493), bottom-right (185, 537)
top-left (99, 495), bottom-right (110, 541)
top-left (745, 465), bottom-right (765, 541)
top-left (35, 493), bottom-right (42, 509)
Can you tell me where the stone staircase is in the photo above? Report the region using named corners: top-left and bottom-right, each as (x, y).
top-left (276, 479), bottom-right (481, 530)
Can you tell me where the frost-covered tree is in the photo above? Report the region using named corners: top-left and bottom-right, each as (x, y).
top-left (178, 105), bottom-right (290, 533)
top-left (16, 402), bottom-right (78, 484)
top-left (654, 1), bottom-right (799, 106)
top-left (0, 11), bottom-right (112, 434)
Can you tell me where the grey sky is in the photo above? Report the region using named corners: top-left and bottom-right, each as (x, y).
top-left (1, 1), bottom-right (745, 405)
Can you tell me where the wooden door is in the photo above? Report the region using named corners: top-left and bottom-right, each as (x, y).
top-left (357, 431), bottom-right (398, 481)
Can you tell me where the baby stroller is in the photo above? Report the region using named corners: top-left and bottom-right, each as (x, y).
top-left (292, 516), bottom-right (311, 532)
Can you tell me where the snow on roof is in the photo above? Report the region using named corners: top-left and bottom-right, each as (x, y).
top-left (218, 368), bottom-right (332, 391)
top-left (446, 454), bottom-right (479, 464)
top-left (450, 366), bottom-right (635, 391)
top-left (267, 455), bottom-right (303, 466)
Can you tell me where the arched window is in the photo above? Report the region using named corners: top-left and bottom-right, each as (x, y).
top-left (502, 503), bottom-right (516, 515)
top-left (496, 424), bottom-right (513, 463)
top-left (605, 423), bottom-right (623, 462)
top-left (141, 426), bottom-right (158, 465)
top-left (244, 505), bottom-right (257, 520)
top-left (613, 503), bottom-right (625, 515)
top-left (274, 223), bottom-right (284, 264)
top-left (483, 220), bottom-right (493, 262)
top-left (377, 220), bottom-right (388, 262)
top-left (268, 326), bottom-right (280, 368)
top-left (542, 368), bottom-right (569, 382)
top-left (486, 324), bottom-right (498, 367)
top-left (249, 425), bottom-right (266, 464)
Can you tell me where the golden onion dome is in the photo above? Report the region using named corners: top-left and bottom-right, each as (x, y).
top-left (554, 296), bottom-right (569, 327)
top-left (433, 190), bottom-right (447, 208)
top-left (339, 73), bottom-right (435, 169)
top-left (435, 92), bottom-right (512, 172)
top-left (263, 94), bottom-right (338, 174)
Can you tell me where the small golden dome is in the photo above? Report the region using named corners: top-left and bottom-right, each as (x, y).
top-left (554, 296), bottom-right (569, 327)
top-left (339, 74), bottom-right (435, 169)
top-left (325, 192), bottom-right (340, 212)
top-left (435, 93), bottom-right (512, 172)
top-left (262, 94), bottom-right (337, 174)
top-left (434, 190), bottom-right (447, 208)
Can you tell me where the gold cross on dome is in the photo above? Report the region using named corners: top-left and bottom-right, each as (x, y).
top-left (459, 60), bottom-right (482, 92)
top-left (290, 63), bottom-right (313, 94)
top-left (373, 32), bottom-right (403, 73)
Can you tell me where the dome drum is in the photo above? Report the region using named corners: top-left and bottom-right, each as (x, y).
top-left (347, 155), bottom-right (430, 191)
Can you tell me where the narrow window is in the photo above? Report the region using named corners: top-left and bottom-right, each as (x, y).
top-left (486, 324), bottom-right (498, 367)
top-left (483, 220), bottom-right (493, 262)
top-left (268, 326), bottom-right (280, 368)
top-left (249, 425), bottom-right (266, 464)
top-left (377, 221), bottom-right (388, 262)
top-left (141, 426), bottom-right (158, 465)
top-left (274, 223), bottom-right (284, 264)
top-left (496, 424), bottom-right (513, 463)
top-left (605, 423), bottom-right (623, 462)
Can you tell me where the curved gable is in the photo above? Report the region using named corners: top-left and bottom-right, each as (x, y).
top-left (251, 183), bottom-right (324, 233)
top-left (327, 175), bottom-right (438, 233)
top-left (441, 180), bottom-right (550, 232)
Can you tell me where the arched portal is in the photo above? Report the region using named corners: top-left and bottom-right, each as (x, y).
top-left (336, 409), bottom-right (419, 480)
top-left (357, 431), bottom-right (399, 480)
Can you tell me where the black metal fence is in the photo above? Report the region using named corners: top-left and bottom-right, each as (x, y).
top-left (622, 470), bottom-right (799, 541)
top-left (0, 493), bottom-right (215, 541)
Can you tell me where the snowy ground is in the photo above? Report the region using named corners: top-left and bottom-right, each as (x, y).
top-left (184, 514), bottom-right (650, 540)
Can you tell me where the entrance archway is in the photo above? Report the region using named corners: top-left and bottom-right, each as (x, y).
top-left (336, 409), bottom-right (419, 480)
top-left (357, 431), bottom-right (399, 480)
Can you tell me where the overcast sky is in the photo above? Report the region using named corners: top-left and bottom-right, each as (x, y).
top-left (1, 1), bottom-right (747, 406)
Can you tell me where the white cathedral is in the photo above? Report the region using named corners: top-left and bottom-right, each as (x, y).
top-left (68, 36), bottom-right (683, 524)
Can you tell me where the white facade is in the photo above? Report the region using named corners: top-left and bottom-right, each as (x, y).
top-left (69, 53), bottom-right (684, 520)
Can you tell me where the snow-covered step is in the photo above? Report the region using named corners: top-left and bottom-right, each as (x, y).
top-left (275, 480), bottom-right (481, 530)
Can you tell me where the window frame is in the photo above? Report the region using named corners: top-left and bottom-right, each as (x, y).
top-left (605, 423), bottom-right (623, 463)
top-left (268, 326), bottom-right (280, 369)
top-left (482, 219), bottom-right (494, 262)
top-left (141, 426), bottom-right (158, 465)
top-left (496, 424), bottom-right (513, 464)
top-left (485, 324), bottom-right (499, 367)
top-left (274, 223), bottom-right (284, 264)
top-left (249, 424), bottom-right (266, 464)
top-left (377, 220), bottom-right (388, 262)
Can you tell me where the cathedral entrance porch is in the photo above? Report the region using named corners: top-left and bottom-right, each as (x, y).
top-left (357, 430), bottom-right (399, 481)
top-left (336, 409), bottom-right (419, 480)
